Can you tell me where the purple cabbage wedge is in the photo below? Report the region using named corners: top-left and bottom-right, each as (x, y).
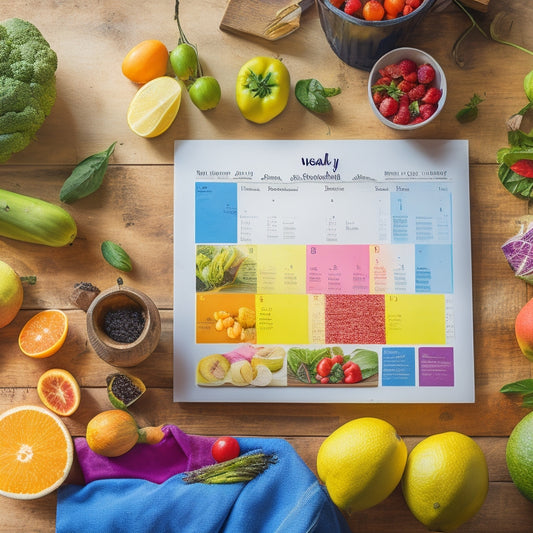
top-left (502, 222), bottom-right (533, 283)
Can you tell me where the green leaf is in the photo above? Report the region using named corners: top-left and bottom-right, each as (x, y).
top-left (500, 379), bottom-right (533, 394)
top-left (498, 162), bottom-right (533, 199)
top-left (349, 348), bottom-right (378, 380)
top-left (60, 142), bottom-right (117, 203)
top-left (101, 240), bottom-right (133, 272)
top-left (295, 79), bottom-right (341, 113)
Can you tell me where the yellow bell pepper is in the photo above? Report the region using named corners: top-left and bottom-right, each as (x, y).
top-left (235, 56), bottom-right (290, 124)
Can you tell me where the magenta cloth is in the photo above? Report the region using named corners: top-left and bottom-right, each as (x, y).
top-left (75, 424), bottom-right (217, 484)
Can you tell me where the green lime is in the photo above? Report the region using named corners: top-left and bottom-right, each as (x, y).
top-left (524, 70), bottom-right (533, 103)
top-left (506, 411), bottom-right (533, 501)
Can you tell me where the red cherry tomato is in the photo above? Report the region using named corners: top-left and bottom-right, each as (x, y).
top-left (211, 436), bottom-right (240, 463)
top-left (316, 357), bottom-right (334, 377)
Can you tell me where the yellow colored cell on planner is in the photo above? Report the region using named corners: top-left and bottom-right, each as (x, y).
top-left (256, 244), bottom-right (307, 294)
top-left (256, 293), bottom-right (309, 344)
top-left (385, 294), bottom-right (446, 345)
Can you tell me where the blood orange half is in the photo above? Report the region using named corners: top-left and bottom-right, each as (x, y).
top-left (37, 369), bottom-right (81, 416)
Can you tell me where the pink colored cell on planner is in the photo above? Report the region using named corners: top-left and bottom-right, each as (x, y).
top-left (306, 245), bottom-right (369, 294)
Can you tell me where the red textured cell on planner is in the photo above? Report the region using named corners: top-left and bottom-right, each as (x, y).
top-left (325, 294), bottom-right (386, 344)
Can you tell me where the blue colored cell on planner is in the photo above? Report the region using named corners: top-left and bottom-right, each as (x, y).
top-left (382, 347), bottom-right (416, 386)
top-left (195, 182), bottom-right (238, 243)
top-left (415, 244), bottom-right (453, 293)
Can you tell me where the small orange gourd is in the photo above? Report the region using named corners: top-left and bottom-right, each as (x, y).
top-left (86, 409), bottom-right (164, 457)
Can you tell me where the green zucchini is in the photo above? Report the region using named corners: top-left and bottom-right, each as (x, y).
top-left (0, 188), bottom-right (77, 247)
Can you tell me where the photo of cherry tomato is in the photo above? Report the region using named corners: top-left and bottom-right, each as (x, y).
top-left (189, 76), bottom-right (221, 111)
top-left (122, 39), bottom-right (169, 84)
top-left (316, 357), bottom-right (334, 378)
top-left (170, 43), bottom-right (199, 81)
top-left (211, 436), bottom-right (240, 463)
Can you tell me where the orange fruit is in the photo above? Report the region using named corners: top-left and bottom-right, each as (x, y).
top-left (363, 0), bottom-right (385, 20)
top-left (18, 309), bottom-right (68, 358)
top-left (122, 39), bottom-right (169, 84)
top-left (0, 405), bottom-right (73, 499)
top-left (37, 369), bottom-right (81, 416)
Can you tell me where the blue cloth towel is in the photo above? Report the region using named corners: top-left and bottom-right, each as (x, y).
top-left (56, 430), bottom-right (351, 533)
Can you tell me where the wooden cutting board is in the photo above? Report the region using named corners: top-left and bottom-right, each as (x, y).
top-left (461, 0), bottom-right (490, 12)
top-left (220, 0), bottom-right (314, 41)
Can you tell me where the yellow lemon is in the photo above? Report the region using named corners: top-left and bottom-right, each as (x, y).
top-left (317, 417), bottom-right (407, 514)
top-left (127, 76), bottom-right (182, 138)
top-left (402, 432), bottom-right (488, 532)
top-left (506, 411), bottom-right (533, 502)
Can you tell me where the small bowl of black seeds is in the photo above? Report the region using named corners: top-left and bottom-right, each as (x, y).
top-left (86, 283), bottom-right (161, 367)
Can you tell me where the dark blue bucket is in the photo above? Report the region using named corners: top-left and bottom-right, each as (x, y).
top-left (316, 0), bottom-right (438, 71)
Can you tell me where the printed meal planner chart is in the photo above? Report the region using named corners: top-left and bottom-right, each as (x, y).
top-left (173, 139), bottom-right (474, 403)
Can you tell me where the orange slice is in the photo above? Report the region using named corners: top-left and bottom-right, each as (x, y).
top-left (37, 369), bottom-right (81, 416)
top-left (18, 309), bottom-right (68, 358)
top-left (0, 405), bottom-right (73, 499)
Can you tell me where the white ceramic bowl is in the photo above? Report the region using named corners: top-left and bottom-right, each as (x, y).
top-left (368, 47), bottom-right (447, 130)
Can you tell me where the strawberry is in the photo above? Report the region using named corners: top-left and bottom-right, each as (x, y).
top-left (419, 103), bottom-right (437, 121)
top-left (417, 63), bottom-right (435, 84)
top-left (392, 95), bottom-right (410, 125)
top-left (375, 76), bottom-right (393, 86)
top-left (403, 5), bottom-right (413, 15)
top-left (408, 84), bottom-right (426, 102)
top-left (421, 87), bottom-right (442, 104)
top-left (404, 71), bottom-right (418, 83)
top-left (379, 96), bottom-right (399, 117)
top-left (406, 0), bottom-right (421, 7)
top-left (344, 0), bottom-right (362, 15)
top-left (510, 159), bottom-right (533, 178)
top-left (381, 62), bottom-right (402, 79)
top-left (373, 91), bottom-right (385, 105)
top-left (398, 59), bottom-right (417, 77)
top-left (398, 80), bottom-right (416, 93)
top-left (409, 116), bottom-right (424, 125)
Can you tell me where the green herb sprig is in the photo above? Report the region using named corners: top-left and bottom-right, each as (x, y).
top-left (183, 451), bottom-right (278, 484)
top-left (295, 79), bottom-right (341, 113)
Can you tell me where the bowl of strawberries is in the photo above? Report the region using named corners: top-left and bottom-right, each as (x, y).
top-left (368, 47), bottom-right (447, 129)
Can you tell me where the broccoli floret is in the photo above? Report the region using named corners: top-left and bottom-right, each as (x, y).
top-left (0, 18), bottom-right (57, 163)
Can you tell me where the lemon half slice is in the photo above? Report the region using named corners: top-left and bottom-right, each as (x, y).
top-left (127, 76), bottom-right (182, 138)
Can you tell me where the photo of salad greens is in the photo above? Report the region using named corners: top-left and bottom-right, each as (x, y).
top-left (195, 245), bottom-right (256, 292)
top-left (287, 346), bottom-right (378, 386)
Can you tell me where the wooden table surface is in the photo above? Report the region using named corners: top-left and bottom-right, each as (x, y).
top-left (1, 0), bottom-right (533, 531)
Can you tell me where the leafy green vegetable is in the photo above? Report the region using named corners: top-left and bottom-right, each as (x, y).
top-left (500, 379), bottom-right (533, 408)
top-left (0, 18), bottom-right (57, 163)
top-left (295, 79), bottom-right (341, 113)
top-left (287, 346), bottom-right (343, 378)
top-left (195, 245), bottom-right (246, 291)
top-left (498, 129), bottom-right (533, 199)
top-left (101, 240), bottom-right (133, 272)
top-left (347, 348), bottom-right (379, 380)
top-left (60, 142), bottom-right (117, 203)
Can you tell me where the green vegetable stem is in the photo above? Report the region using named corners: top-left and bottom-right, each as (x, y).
top-left (183, 451), bottom-right (278, 484)
top-left (60, 142), bottom-right (117, 203)
top-left (295, 79), bottom-right (341, 113)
